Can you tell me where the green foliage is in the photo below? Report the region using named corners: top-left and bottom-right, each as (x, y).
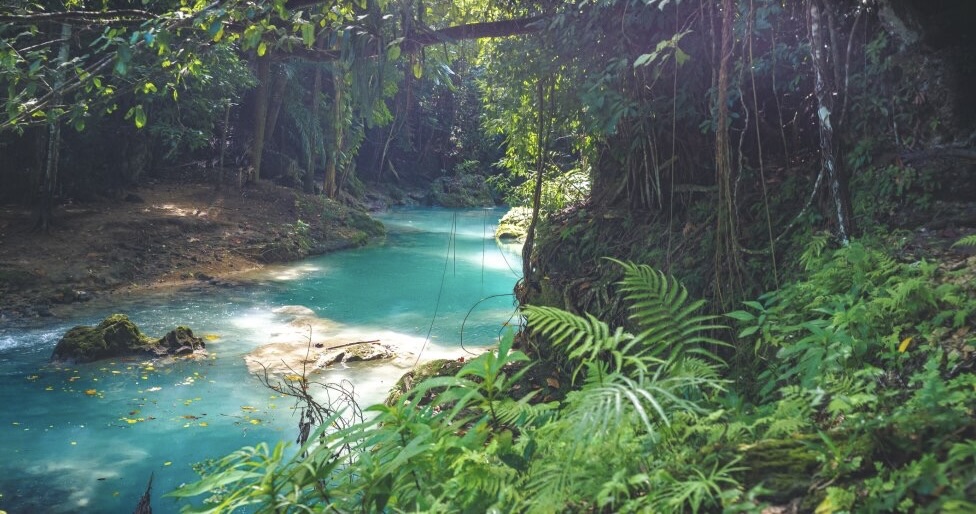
top-left (727, 238), bottom-right (976, 510)
top-left (952, 234), bottom-right (976, 248)
top-left (173, 263), bottom-right (741, 512)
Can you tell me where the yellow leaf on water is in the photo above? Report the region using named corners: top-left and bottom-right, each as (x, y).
top-left (249, 419), bottom-right (261, 425)
top-left (85, 389), bottom-right (98, 396)
top-left (283, 374), bottom-right (304, 382)
top-left (898, 337), bottom-right (913, 353)
top-left (199, 422), bottom-right (208, 427)
top-left (163, 461), bottom-right (172, 466)
top-left (203, 334), bottom-right (220, 341)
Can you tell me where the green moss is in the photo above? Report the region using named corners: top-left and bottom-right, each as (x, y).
top-left (385, 358), bottom-right (465, 406)
top-left (346, 210), bottom-right (385, 237)
top-left (738, 435), bottom-right (822, 504)
top-left (51, 314), bottom-right (155, 363)
top-left (495, 207), bottom-right (531, 241)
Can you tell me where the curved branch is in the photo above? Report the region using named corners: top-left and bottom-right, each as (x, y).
top-left (284, 15), bottom-right (548, 63)
top-left (0, 9), bottom-right (155, 23)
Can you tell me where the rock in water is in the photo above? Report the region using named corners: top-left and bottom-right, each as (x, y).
top-left (50, 314), bottom-right (205, 364)
top-left (153, 326), bottom-right (205, 357)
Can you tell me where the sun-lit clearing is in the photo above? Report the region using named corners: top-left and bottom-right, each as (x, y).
top-left (152, 203), bottom-right (207, 217)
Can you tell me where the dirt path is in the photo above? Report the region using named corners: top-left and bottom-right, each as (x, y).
top-left (0, 179), bottom-right (385, 321)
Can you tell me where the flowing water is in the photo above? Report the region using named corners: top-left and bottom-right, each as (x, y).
top-left (0, 207), bottom-right (521, 513)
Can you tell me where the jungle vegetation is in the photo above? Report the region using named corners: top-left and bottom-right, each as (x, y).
top-left (2, 0), bottom-right (975, 511)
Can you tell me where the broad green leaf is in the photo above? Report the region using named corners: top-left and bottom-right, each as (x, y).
top-left (633, 53), bottom-right (652, 68)
top-left (301, 23), bottom-right (314, 47)
top-left (726, 310), bottom-right (756, 322)
top-left (257, 41), bottom-right (267, 56)
top-left (675, 47), bottom-right (690, 65)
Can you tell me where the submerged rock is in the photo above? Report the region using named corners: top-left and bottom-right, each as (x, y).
top-left (50, 314), bottom-right (205, 364)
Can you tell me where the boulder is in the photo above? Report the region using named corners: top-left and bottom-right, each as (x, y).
top-left (153, 326), bottom-right (205, 357)
top-left (50, 314), bottom-right (205, 364)
top-left (495, 207), bottom-right (532, 242)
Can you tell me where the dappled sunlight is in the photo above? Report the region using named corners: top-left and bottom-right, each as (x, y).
top-left (151, 203), bottom-right (208, 218)
top-left (269, 263), bottom-right (324, 281)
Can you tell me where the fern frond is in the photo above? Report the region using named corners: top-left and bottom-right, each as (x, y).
top-left (952, 234), bottom-right (976, 248)
top-left (799, 231), bottom-right (832, 270)
top-left (523, 305), bottom-right (637, 379)
top-left (492, 398), bottom-right (559, 427)
top-left (608, 259), bottom-right (727, 363)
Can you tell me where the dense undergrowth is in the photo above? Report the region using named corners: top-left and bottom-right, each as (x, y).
top-left (171, 238), bottom-right (976, 512)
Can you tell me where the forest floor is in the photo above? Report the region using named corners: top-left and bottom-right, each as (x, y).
top-left (0, 178), bottom-right (391, 322)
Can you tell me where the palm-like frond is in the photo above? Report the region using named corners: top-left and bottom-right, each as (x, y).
top-left (523, 305), bottom-right (646, 381)
top-left (952, 234), bottom-right (976, 248)
top-left (610, 259), bottom-right (727, 362)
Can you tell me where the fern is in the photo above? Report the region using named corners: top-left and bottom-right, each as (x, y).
top-left (951, 234), bottom-right (976, 248)
top-left (799, 231), bottom-right (832, 270)
top-left (610, 258), bottom-right (727, 360)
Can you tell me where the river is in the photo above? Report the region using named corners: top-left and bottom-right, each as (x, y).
top-left (0, 207), bottom-right (521, 513)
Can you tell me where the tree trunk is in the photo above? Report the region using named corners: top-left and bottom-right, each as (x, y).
top-left (809, 0), bottom-right (855, 243)
top-left (305, 45), bottom-right (325, 194)
top-left (250, 54), bottom-right (272, 182)
top-left (521, 73), bottom-right (552, 294)
top-left (264, 64), bottom-right (288, 150)
top-left (325, 65), bottom-right (344, 199)
top-left (712, 0), bottom-right (742, 307)
top-left (217, 102), bottom-right (232, 191)
top-left (34, 23), bottom-right (71, 232)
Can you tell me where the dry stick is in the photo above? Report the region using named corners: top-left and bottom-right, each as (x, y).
top-left (321, 340), bottom-right (381, 350)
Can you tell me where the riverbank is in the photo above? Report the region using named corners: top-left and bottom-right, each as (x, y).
top-left (0, 179), bottom-right (388, 321)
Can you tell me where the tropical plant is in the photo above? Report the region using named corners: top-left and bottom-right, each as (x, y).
top-left (171, 261), bottom-right (740, 512)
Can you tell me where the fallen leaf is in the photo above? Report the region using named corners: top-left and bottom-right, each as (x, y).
top-left (546, 377), bottom-right (560, 389)
top-left (898, 337), bottom-right (913, 353)
top-left (85, 389), bottom-right (98, 396)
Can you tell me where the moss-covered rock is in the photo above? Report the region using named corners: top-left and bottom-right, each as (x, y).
top-left (495, 207), bottom-right (532, 241)
top-left (154, 326), bottom-right (205, 357)
top-left (50, 314), bottom-right (205, 364)
top-left (385, 358), bottom-right (466, 406)
top-left (737, 435), bottom-right (822, 505)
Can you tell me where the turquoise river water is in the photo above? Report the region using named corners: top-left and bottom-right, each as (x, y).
top-left (0, 207), bottom-right (521, 513)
